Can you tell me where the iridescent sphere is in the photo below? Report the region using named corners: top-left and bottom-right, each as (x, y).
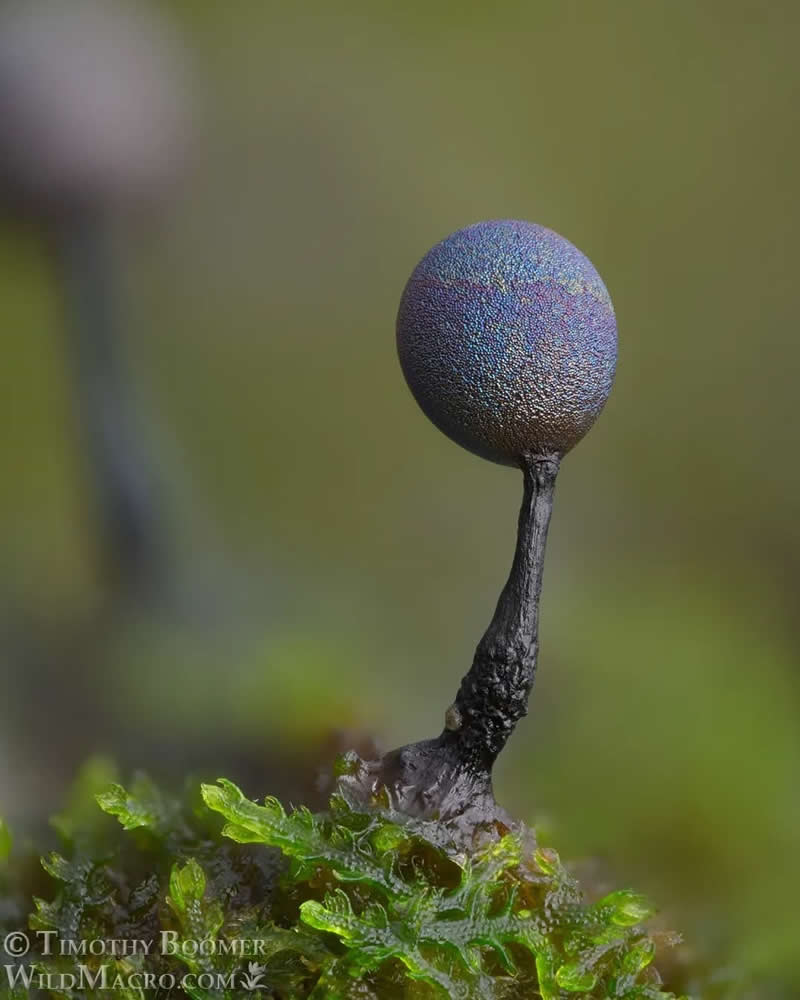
top-left (396, 220), bottom-right (617, 465)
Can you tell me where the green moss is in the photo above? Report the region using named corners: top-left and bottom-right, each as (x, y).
top-left (0, 758), bottom-right (701, 999)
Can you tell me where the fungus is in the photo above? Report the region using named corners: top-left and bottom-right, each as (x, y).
top-left (348, 219), bottom-right (617, 844)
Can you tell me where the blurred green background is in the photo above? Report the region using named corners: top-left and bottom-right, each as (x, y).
top-left (1, 1), bottom-right (798, 995)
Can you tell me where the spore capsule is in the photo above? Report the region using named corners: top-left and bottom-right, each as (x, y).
top-left (396, 219), bottom-right (617, 465)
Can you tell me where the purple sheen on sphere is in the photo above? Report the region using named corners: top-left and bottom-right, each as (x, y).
top-left (396, 220), bottom-right (617, 466)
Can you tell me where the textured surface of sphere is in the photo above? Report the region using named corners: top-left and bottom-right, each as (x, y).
top-left (0, 0), bottom-right (189, 211)
top-left (396, 220), bottom-right (617, 465)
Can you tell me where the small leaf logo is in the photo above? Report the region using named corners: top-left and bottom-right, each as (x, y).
top-left (240, 961), bottom-right (267, 990)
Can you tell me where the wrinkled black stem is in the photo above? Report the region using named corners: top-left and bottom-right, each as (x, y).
top-left (450, 453), bottom-right (559, 768)
top-left (349, 454), bottom-right (560, 838)
top-left (55, 212), bottom-right (165, 602)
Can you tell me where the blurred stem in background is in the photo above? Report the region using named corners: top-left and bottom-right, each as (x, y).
top-left (0, 0), bottom-right (191, 612)
top-left (56, 213), bottom-right (167, 607)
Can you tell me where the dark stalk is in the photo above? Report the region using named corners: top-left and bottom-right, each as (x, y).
top-left (55, 212), bottom-right (166, 604)
top-left (351, 454), bottom-right (560, 841)
top-left (450, 453), bottom-right (559, 767)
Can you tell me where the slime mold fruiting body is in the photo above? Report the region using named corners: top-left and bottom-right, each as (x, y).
top-left (396, 219), bottom-right (617, 464)
top-left (0, 0), bottom-right (189, 602)
top-left (0, 0), bottom-right (188, 213)
top-left (349, 220), bottom-right (617, 843)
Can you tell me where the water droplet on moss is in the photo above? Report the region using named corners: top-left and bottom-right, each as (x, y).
top-left (602, 889), bottom-right (655, 926)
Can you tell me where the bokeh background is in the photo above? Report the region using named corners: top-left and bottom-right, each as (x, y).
top-left (1, 1), bottom-right (798, 996)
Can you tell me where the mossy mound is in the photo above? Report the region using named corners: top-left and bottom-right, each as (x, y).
top-left (0, 756), bottom-right (709, 999)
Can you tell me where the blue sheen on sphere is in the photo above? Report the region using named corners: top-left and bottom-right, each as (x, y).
top-left (396, 220), bottom-right (617, 465)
